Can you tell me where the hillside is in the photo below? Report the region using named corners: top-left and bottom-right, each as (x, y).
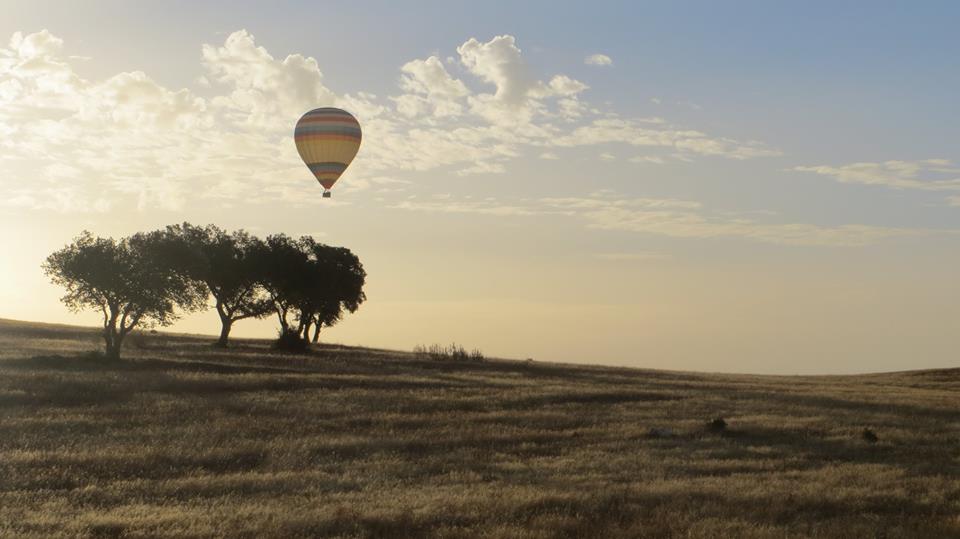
top-left (1, 319), bottom-right (958, 538)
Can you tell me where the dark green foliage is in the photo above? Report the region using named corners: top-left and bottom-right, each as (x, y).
top-left (45, 225), bottom-right (367, 354)
top-left (254, 234), bottom-right (311, 339)
top-left (257, 234), bottom-right (366, 349)
top-left (297, 237), bottom-right (366, 343)
top-left (163, 223), bottom-right (273, 346)
top-left (42, 231), bottom-right (206, 360)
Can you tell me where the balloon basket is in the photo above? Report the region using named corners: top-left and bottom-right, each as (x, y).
top-left (322, 190), bottom-right (332, 198)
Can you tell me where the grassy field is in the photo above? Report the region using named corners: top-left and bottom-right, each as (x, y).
top-left (0, 318), bottom-right (958, 538)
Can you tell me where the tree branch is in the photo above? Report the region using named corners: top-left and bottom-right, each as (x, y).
top-left (120, 308), bottom-right (144, 336)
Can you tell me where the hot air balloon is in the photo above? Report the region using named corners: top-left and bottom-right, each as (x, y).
top-left (294, 107), bottom-right (362, 198)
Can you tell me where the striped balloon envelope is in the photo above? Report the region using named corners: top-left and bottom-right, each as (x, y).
top-left (294, 108), bottom-right (362, 197)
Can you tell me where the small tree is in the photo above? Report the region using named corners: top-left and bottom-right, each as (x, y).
top-left (298, 238), bottom-right (366, 343)
top-left (164, 223), bottom-right (273, 346)
top-left (257, 235), bottom-right (366, 349)
top-left (43, 231), bottom-right (206, 360)
top-left (255, 234), bottom-right (311, 339)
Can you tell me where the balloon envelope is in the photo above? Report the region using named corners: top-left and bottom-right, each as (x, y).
top-left (294, 108), bottom-right (362, 192)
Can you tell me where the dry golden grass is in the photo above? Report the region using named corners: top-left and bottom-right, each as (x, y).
top-left (0, 318), bottom-right (958, 538)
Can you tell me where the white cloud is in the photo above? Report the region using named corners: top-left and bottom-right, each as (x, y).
top-left (552, 118), bottom-right (780, 160)
top-left (793, 160), bottom-right (960, 191)
top-left (201, 29), bottom-right (339, 130)
top-left (393, 56), bottom-right (468, 118)
top-left (585, 54), bottom-right (613, 66)
top-left (452, 35), bottom-right (592, 126)
top-left (0, 29), bottom-right (318, 212)
top-left (390, 198), bottom-right (541, 216)
top-left (0, 30), bottom-right (780, 213)
top-left (541, 196), bottom-right (702, 211)
top-left (556, 97), bottom-right (587, 119)
top-left (393, 192), bottom-right (931, 247)
top-left (455, 161), bottom-right (506, 176)
top-left (399, 56), bottom-right (469, 98)
top-left (629, 156), bottom-right (666, 165)
top-left (458, 35), bottom-right (536, 106)
top-left (543, 195), bottom-right (926, 246)
top-left (546, 74), bottom-right (589, 96)
top-left (3, 185), bottom-right (112, 213)
top-left (10, 30), bottom-right (62, 57)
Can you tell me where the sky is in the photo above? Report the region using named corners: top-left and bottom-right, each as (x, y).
top-left (1, 1), bottom-right (959, 374)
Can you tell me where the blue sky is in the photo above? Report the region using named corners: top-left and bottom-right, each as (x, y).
top-left (1, 1), bottom-right (958, 373)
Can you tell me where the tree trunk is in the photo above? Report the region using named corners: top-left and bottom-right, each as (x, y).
top-left (217, 317), bottom-right (233, 347)
top-left (104, 325), bottom-right (123, 360)
top-left (105, 340), bottom-right (122, 361)
top-left (102, 328), bottom-right (114, 358)
top-left (102, 306), bottom-right (122, 360)
top-left (296, 314), bottom-right (312, 344)
top-left (301, 318), bottom-right (312, 341)
top-left (312, 322), bottom-right (321, 343)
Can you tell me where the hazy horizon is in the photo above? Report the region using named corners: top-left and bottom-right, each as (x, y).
top-left (2, 1), bottom-right (959, 375)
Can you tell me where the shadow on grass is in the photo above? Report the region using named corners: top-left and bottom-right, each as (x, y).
top-left (678, 424), bottom-right (960, 479)
top-left (732, 388), bottom-right (960, 424)
top-left (4, 449), bottom-right (269, 491)
top-left (2, 354), bottom-right (305, 375)
top-left (508, 390), bottom-right (682, 408)
top-left (0, 354), bottom-right (513, 409)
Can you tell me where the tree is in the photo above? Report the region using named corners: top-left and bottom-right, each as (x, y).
top-left (257, 234), bottom-right (366, 349)
top-left (164, 223), bottom-right (272, 346)
top-left (298, 238), bottom-right (366, 343)
top-left (43, 231), bottom-right (206, 360)
top-left (255, 233), bottom-right (311, 340)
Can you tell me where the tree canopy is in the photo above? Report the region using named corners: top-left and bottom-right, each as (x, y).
top-left (257, 234), bottom-right (366, 347)
top-left (163, 223), bottom-right (273, 346)
top-left (44, 225), bottom-right (366, 356)
top-left (43, 231), bottom-right (206, 359)
top-left (299, 237), bottom-right (366, 343)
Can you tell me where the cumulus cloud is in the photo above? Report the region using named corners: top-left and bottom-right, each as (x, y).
top-left (451, 35), bottom-right (591, 125)
top-left (0, 29), bottom-right (780, 213)
top-left (393, 56), bottom-right (468, 118)
top-left (10, 30), bottom-right (63, 57)
top-left (201, 29), bottom-right (337, 129)
top-left (458, 35), bottom-right (537, 106)
top-left (585, 54), bottom-right (613, 66)
top-left (546, 75), bottom-right (589, 97)
top-left (0, 29), bottom-right (363, 213)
